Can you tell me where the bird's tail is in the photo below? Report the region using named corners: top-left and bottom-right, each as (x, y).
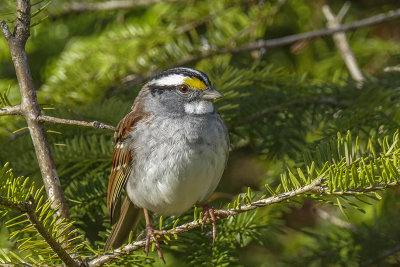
top-left (104, 197), bottom-right (142, 251)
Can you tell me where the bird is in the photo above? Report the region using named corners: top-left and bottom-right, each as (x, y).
top-left (104, 67), bottom-right (229, 261)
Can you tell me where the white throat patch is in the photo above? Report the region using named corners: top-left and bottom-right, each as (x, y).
top-left (184, 101), bottom-right (214, 115)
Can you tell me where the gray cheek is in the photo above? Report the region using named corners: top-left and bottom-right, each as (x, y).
top-left (160, 93), bottom-right (186, 114)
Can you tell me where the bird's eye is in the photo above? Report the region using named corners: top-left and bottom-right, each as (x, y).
top-left (178, 84), bottom-right (190, 94)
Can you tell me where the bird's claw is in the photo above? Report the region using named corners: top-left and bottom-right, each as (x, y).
top-left (145, 224), bottom-right (166, 263)
top-left (200, 204), bottom-right (218, 246)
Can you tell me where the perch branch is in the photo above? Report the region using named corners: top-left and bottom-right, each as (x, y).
top-left (322, 3), bottom-right (364, 85)
top-left (88, 176), bottom-right (400, 266)
top-left (1, 0), bottom-right (69, 219)
top-left (87, 177), bottom-right (324, 266)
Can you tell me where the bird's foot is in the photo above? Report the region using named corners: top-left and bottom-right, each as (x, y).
top-left (145, 223), bottom-right (165, 263)
top-left (197, 203), bottom-right (219, 246)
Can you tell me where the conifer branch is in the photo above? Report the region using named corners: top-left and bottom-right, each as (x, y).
top-left (313, 181), bottom-right (400, 195)
top-left (237, 97), bottom-right (341, 125)
top-left (0, 196), bottom-right (80, 267)
top-left (87, 177), bottom-right (323, 266)
top-left (38, 115), bottom-right (116, 131)
top-left (1, 0), bottom-right (70, 219)
top-left (88, 174), bottom-right (400, 266)
top-left (0, 105), bottom-right (22, 116)
top-left (0, 196), bottom-right (27, 212)
top-left (88, 176), bottom-right (400, 267)
top-left (23, 197), bottom-right (79, 267)
top-left (122, 7), bottom-right (400, 86)
top-left (225, 7), bottom-right (400, 54)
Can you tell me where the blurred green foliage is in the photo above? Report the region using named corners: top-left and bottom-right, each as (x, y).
top-left (1, 0), bottom-right (400, 265)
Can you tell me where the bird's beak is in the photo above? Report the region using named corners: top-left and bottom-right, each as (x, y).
top-left (202, 87), bottom-right (224, 100)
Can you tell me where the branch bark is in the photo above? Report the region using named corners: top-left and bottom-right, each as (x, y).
top-left (384, 66), bottom-right (400, 72)
top-left (322, 3), bottom-right (364, 85)
top-left (1, 0), bottom-right (69, 219)
top-left (38, 115), bottom-right (116, 131)
top-left (0, 106), bottom-right (115, 131)
top-left (0, 104), bottom-right (22, 116)
top-left (227, 8), bottom-right (400, 53)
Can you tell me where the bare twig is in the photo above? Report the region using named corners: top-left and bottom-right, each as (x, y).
top-left (122, 7), bottom-right (400, 86)
top-left (0, 109), bottom-right (115, 135)
top-left (0, 106), bottom-right (115, 131)
top-left (1, 0), bottom-right (69, 219)
top-left (60, 0), bottom-right (183, 15)
top-left (384, 66), bottom-right (400, 72)
top-left (0, 104), bottom-right (22, 116)
top-left (322, 3), bottom-right (364, 85)
top-left (314, 207), bottom-right (355, 230)
top-left (228, 8), bottom-right (400, 53)
top-left (38, 115), bottom-right (116, 131)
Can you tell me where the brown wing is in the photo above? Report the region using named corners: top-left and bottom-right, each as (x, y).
top-left (107, 111), bottom-right (144, 224)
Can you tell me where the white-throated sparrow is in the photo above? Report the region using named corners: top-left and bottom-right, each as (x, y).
top-left (104, 67), bottom-right (229, 261)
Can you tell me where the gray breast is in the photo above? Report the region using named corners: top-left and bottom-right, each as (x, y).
top-left (125, 113), bottom-right (229, 216)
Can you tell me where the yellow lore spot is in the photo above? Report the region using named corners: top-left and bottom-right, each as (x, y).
top-left (184, 77), bottom-right (207, 90)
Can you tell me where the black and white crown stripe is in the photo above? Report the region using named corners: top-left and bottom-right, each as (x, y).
top-left (149, 67), bottom-right (211, 87)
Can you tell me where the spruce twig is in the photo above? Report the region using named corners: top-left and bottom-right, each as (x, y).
top-left (0, 196), bottom-right (79, 267)
top-left (88, 176), bottom-right (400, 266)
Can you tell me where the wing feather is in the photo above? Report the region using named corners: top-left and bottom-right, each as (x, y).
top-left (107, 112), bottom-right (144, 223)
